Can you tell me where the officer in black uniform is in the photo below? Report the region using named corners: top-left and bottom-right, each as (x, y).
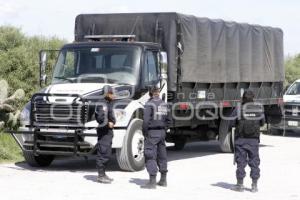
top-left (230, 90), bottom-right (265, 192)
top-left (95, 86), bottom-right (116, 184)
top-left (141, 86), bottom-right (171, 189)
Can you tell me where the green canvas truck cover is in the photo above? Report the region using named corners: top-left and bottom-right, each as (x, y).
top-left (75, 12), bottom-right (284, 92)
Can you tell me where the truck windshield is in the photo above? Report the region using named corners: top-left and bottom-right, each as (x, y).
top-left (286, 82), bottom-right (300, 95)
top-left (52, 46), bottom-right (141, 85)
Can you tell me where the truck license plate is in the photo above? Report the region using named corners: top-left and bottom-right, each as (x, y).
top-left (292, 107), bottom-right (299, 116)
top-left (288, 121), bottom-right (298, 127)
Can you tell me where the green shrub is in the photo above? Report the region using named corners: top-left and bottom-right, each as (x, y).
top-left (0, 26), bottom-right (66, 162)
top-left (285, 54), bottom-right (300, 85)
top-left (0, 133), bottom-right (23, 162)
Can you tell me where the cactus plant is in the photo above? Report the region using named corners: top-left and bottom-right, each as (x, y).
top-left (0, 80), bottom-right (25, 130)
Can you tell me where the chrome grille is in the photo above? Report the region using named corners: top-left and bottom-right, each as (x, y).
top-left (284, 104), bottom-right (300, 117)
top-left (33, 101), bottom-right (88, 126)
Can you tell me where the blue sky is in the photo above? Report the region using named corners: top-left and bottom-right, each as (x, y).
top-left (0, 0), bottom-right (299, 56)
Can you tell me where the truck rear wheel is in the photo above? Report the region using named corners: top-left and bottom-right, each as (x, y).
top-left (23, 151), bottom-right (54, 167)
top-left (219, 118), bottom-right (234, 153)
top-left (116, 119), bottom-right (145, 171)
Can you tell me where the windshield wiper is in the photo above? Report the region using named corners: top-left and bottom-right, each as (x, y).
top-left (54, 76), bottom-right (74, 83)
top-left (118, 82), bottom-right (132, 86)
top-left (111, 79), bottom-right (132, 86)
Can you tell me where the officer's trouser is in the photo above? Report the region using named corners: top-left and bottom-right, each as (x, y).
top-left (144, 129), bottom-right (168, 176)
top-left (235, 138), bottom-right (260, 180)
top-left (96, 129), bottom-right (113, 175)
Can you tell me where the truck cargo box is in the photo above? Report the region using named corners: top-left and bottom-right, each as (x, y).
top-left (75, 12), bottom-right (284, 92)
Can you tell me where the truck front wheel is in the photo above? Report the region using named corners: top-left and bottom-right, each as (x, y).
top-left (23, 151), bottom-right (54, 167)
top-left (116, 119), bottom-right (145, 171)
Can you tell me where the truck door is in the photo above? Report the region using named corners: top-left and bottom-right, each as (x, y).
top-left (143, 50), bottom-right (167, 102)
top-left (144, 50), bottom-right (159, 86)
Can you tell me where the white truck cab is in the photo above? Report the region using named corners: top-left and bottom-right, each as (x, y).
top-left (271, 80), bottom-right (300, 134)
top-left (13, 40), bottom-right (168, 171)
top-left (284, 80), bottom-right (300, 103)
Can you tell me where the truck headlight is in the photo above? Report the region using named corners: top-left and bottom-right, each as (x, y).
top-left (114, 109), bottom-right (126, 122)
top-left (20, 103), bottom-right (31, 125)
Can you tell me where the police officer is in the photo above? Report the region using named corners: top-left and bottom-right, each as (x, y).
top-left (95, 85), bottom-right (116, 184)
top-left (141, 86), bottom-right (171, 189)
top-left (230, 90), bottom-right (265, 192)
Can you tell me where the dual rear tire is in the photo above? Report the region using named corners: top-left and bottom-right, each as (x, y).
top-left (219, 118), bottom-right (234, 153)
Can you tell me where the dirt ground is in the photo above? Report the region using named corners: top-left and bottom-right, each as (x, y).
top-left (0, 133), bottom-right (299, 200)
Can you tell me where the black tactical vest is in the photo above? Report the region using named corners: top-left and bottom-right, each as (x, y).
top-left (236, 104), bottom-right (263, 138)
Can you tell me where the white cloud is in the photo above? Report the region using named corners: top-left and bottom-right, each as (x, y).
top-left (0, 1), bottom-right (24, 17)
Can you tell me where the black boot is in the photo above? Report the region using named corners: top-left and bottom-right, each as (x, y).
top-left (97, 175), bottom-right (112, 184)
top-left (141, 175), bottom-right (157, 189)
top-left (97, 169), bottom-right (112, 184)
top-left (157, 173), bottom-right (167, 187)
top-left (251, 179), bottom-right (258, 193)
top-left (232, 179), bottom-right (244, 192)
top-left (104, 174), bottom-right (114, 182)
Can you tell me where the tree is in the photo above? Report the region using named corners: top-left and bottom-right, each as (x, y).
top-left (285, 54), bottom-right (300, 86)
top-left (0, 26), bottom-right (66, 110)
top-left (0, 26), bottom-right (66, 162)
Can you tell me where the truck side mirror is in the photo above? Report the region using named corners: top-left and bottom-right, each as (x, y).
top-left (39, 50), bottom-right (48, 87)
top-left (158, 51), bottom-right (168, 88)
top-left (159, 51), bottom-right (168, 74)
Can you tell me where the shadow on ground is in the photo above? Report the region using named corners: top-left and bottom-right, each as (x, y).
top-left (83, 175), bottom-right (98, 183)
top-left (211, 182), bottom-right (252, 192)
top-left (167, 141), bottom-right (221, 162)
top-left (129, 178), bottom-right (148, 186)
top-left (10, 139), bottom-right (274, 173)
top-left (211, 182), bottom-right (236, 190)
top-left (13, 157), bottom-right (120, 173)
top-left (10, 141), bottom-right (222, 172)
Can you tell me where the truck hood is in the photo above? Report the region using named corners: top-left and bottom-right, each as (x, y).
top-left (43, 83), bottom-right (133, 103)
top-left (283, 94), bottom-right (300, 103)
top-left (46, 83), bottom-right (115, 96)
top-left (44, 83), bottom-right (116, 103)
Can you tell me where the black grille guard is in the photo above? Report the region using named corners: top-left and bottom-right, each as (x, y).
top-left (5, 93), bottom-right (99, 156)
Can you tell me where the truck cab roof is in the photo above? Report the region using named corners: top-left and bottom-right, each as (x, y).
top-left (62, 41), bottom-right (161, 50)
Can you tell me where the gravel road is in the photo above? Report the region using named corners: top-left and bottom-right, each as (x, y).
top-left (0, 133), bottom-right (299, 200)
